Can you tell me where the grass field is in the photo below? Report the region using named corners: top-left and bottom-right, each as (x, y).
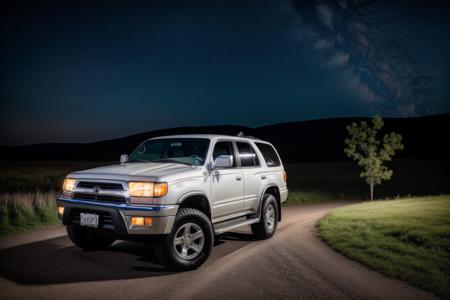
top-left (319, 196), bottom-right (450, 299)
top-left (286, 159), bottom-right (450, 201)
top-left (0, 159), bottom-right (448, 236)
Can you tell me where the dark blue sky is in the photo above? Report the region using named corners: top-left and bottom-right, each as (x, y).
top-left (1, 0), bottom-right (449, 145)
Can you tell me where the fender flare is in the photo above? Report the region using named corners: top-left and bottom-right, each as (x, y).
top-left (257, 184), bottom-right (281, 221)
top-left (176, 191), bottom-right (212, 218)
top-left (176, 191), bottom-right (210, 204)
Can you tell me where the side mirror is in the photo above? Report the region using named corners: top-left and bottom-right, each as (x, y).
top-left (120, 154), bottom-right (129, 164)
top-left (213, 155), bottom-right (233, 168)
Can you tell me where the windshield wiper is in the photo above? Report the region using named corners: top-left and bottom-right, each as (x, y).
top-left (151, 159), bottom-right (192, 166)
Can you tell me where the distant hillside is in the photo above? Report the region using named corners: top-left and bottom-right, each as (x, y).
top-left (1, 114), bottom-right (449, 163)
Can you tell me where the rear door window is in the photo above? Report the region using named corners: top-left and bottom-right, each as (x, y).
top-left (236, 142), bottom-right (260, 167)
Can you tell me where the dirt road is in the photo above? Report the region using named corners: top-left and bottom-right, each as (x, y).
top-left (0, 203), bottom-right (435, 299)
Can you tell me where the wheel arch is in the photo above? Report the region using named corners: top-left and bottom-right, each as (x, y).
top-left (177, 192), bottom-right (212, 220)
top-left (259, 185), bottom-right (281, 221)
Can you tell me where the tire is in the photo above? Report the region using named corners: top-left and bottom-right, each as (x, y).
top-left (251, 194), bottom-right (278, 239)
top-left (156, 208), bottom-right (214, 270)
top-left (67, 225), bottom-right (115, 251)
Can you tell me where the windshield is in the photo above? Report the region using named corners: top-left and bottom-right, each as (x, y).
top-left (128, 138), bottom-right (210, 166)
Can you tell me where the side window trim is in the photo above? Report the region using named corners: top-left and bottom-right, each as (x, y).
top-left (251, 143), bottom-right (261, 168)
top-left (232, 141), bottom-right (242, 168)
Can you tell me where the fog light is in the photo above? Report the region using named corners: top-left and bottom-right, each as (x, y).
top-left (58, 206), bottom-right (64, 216)
top-left (131, 217), bottom-right (144, 225)
top-left (131, 217), bottom-right (152, 226)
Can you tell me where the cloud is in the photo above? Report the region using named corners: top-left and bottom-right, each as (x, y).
top-left (314, 38), bottom-right (334, 50)
top-left (289, 0), bottom-right (434, 116)
top-left (328, 51), bottom-right (350, 66)
top-left (315, 4), bottom-right (334, 29)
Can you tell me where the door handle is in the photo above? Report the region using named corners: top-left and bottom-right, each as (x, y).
top-left (236, 176), bottom-right (242, 181)
top-left (261, 175), bottom-right (267, 180)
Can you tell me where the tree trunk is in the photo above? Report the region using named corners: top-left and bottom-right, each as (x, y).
top-left (369, 181), bottom-right (374, 201)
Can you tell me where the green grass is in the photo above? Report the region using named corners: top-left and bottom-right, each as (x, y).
top-left (0, 191), bottom-right (59, 237)
top-left (319, 195), bottom-right (450, 299)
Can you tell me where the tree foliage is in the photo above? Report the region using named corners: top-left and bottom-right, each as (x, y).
top-left (344, 116), bottom-right (404, 200)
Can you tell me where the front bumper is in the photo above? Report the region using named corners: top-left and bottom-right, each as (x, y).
top-left (56, 196), bottom-right (177, 235)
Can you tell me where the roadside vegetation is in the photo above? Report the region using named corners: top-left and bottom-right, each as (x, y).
top-left (319, 195), bottom-right (450, 299)
top-left (0, 159), bottom-right (448, 236)
top-left (0, 191), bottom-right (59, 236)
top-left (0, 161), bottom-right (103, 237)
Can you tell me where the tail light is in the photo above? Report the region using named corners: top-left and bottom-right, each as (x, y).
top-left (283, 171), bottom-right (287, 182)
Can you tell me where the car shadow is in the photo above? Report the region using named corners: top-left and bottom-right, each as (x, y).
top-left (218, 232), bottom-right (258, 242)
top-left (0, 237), bottom-right (173, 285)
top-left (0, 231), bottom-right (254, 285)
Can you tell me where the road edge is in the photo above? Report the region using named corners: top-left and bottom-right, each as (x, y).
top-left (0, 224), bottom-right (66, 250)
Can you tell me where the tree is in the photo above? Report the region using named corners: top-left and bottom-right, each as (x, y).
top-left (344, 116), bottom-right (404, 200)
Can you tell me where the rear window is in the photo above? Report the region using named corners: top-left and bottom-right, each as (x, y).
top-left (255, 142), bottom-right (281, 167)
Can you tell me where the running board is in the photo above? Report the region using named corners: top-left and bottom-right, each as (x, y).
top-left (213, 215), bottom-right (260, 235)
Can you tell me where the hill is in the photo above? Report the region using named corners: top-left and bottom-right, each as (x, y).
top-left (1, 114), bottom-right (449, 163)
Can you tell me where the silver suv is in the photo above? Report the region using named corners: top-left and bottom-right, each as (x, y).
top-left (57, 134), bottom-right (288, 269)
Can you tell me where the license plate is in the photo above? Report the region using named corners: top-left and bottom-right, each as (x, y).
top-left (80, 213), bottom-right (99, 228)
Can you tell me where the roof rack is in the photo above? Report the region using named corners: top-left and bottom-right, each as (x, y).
top-left (236, 131), bottom-right (261, 140)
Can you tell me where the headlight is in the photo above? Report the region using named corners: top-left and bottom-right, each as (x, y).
top-left (63, 178), bottom-right (76, 192)
top-left (128, 182), bottom-right (168, 197)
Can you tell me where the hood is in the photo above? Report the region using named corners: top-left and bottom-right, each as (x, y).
top-left (70, 162), bottom-right (199, 181)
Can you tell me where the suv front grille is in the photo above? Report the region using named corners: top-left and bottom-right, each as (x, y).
top-left (73, 192), bottom-right (126, 203)
top-left (77, 181), bottom-right (124, 190)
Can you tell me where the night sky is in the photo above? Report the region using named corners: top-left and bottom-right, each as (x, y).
top-left (1, 0), bottom-right (449, 145)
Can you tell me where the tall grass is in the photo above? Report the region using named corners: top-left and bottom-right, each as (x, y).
top-left (0, 191), bottom-right (59, 237)
top-left (0, 161), bottom-right (105, 237)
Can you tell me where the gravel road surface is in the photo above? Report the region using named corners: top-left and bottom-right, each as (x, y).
top-left (0, 203), bottom-right (435, 300)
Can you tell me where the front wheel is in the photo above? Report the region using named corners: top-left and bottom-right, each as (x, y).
top-left (251, 194), bottom-right (278, 239)
top-left (156, 208), bottom-right (214, 270)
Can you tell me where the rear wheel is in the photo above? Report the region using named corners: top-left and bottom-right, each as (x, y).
top-left (251, 194), bottom-right (278, 239)
top-left (67, 225), bottom-right (115, 251)
top-left (156, 208), bottom-right (214, 270)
